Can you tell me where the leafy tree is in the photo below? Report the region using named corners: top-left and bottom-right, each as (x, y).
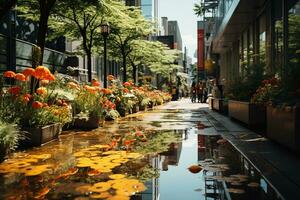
top-left (18, 0), bottom-right (57, 65)
top-left (108, 6), bottom-right (152, 82)
top-left (50, 0), bottom-right (128, 82)
top-left (127, 40), bottom-right (179, 84)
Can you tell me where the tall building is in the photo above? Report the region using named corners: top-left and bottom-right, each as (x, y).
top-left (205, 0), bottom-right (300, 86)
top-left (161, 17), bottom-right (168, 35)
top-left (168, 21), bottom-right (182, 51)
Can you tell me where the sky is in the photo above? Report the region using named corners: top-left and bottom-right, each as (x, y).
top-left (158, 0), bottom-right (199, 63)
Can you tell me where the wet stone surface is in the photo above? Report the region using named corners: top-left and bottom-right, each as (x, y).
top-left (0, 100), bottom-right (281, 200)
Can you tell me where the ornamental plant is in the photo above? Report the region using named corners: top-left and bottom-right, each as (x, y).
top-left (70, 81), bottom-right (105, 120)
top-left (226, 64), bottom-right (266, 101)
top-left (251, 75), bottom-right (300, 107)
top-left (107, 76), bottom-right (136, 115)
top-left (0, 66), bottom-right (72, 128)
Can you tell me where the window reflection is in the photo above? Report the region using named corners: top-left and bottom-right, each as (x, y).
top-left (274, 0), bottom-right (283, 75)
top-left (288, 1), bottom-right (300, 66)
top-left (259, 14), bottom-right (266, 67)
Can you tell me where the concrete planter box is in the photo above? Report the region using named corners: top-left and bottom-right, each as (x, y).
top-left (73, 116), bottom-right (100, 130)
top-left (21, 123), bottom-right (62, 147)
top-left (212, 98), bottom-right (228, 114)
top-left (267, 106), bottom-right (300, 151)
top-left (228, 100), bottom-right (266, 129)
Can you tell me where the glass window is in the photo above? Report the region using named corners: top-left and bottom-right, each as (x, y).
top-left (249, 26), bottom-right (254, 65)
top-left (259, 14), bottom-right (266, 66)
top-left (287, 1), bottom-right (300, 66)
top-left (243, 31), bottom-right (248, 70)
top-left (274, 0), bottom-right (284, 74)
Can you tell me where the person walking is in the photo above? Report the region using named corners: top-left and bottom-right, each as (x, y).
top-left (191, 82), bottom-right (196, 103)
top-left (197, 81), bottom-right (203, 103)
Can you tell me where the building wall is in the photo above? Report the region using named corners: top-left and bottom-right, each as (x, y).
top-left (168, 21), bottom-right (182, 51)
top-left (210, 0), bottom-right (300, 87)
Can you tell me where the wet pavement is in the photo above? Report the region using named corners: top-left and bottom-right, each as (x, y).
top-left (0, 99), bottom-right (295, 199)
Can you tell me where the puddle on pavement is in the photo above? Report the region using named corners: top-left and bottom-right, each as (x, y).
top-left (0, 108), bottom-right (282, 200)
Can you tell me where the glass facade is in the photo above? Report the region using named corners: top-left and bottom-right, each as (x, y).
top-left (141, 0), bottom-right (152, 19)
top-left (209, 0), bottom-right (300, 83)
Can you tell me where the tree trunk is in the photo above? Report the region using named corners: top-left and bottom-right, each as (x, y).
top-left (37, 0), bottom-right (56, 65)
top-left (132, 64), bottom-right (137, 84)
top-left (0, 0), bottom-right (17, 20)
top-left (87, 51), bottom-right (92, 82)
top-left (122, 52), bottom-right (127, 82)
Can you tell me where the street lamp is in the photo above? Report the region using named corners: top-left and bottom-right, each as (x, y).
top-left (101, 23), bottom-right (110, 88)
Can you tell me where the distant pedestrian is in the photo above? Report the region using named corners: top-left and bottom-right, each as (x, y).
top-left (197, 82), bottom-right (203, 103)
top-left (191, 82), bottom-right (196, 103)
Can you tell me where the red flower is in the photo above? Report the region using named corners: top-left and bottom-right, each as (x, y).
top-left (15, 73), bottom-right (26, 82)
top-left (123, 82), bottom-right (131, 87)
top-left (32, 101), bottom-right (44, 109)
top-left (22, 68), bottom-right (35, 77)
top-left (8, 86), bottom-right (21, 95)
top-left (4, 71), bottom-right (16, 78)
top-left (123, 88), bottom-right (129, 93)
top-left (22, 93), bottom-right (32, 103)
top-left (92, 79), bottom-right (101, 87)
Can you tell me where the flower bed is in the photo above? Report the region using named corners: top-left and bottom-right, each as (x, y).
top-left (0, 71), bottom-right (172, 151)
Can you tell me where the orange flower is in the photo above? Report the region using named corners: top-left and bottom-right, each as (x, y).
top-left (92, 79), bottom-right (101, 87)
top-left (84, 85), bottom-right (97, 94)
top-left (123, 82), bottom-right (131, 87)
top-left (8, 86), bottom-right (21, 95)
top-left (67, 82), bottom-right (80, 90)
top-left (36, 87), bottom-right (47, 96)
top-left (4, 71), bottom-right (16, 78)
top-left (15, 73), bottom-right (26, 82)
top-left (33, 66), bottom-right (51, 80)
top-left (22, 93), bottom-right (32, 103)
top-left (107, 75), bottom-right (115, 81)
top-left (32, 101), bottom-right (44, 109)
top-left (22, 68), bottom-right (35, 77)
top-left (40, 80), bottom-right (49, 86)
top-left (123, 88), bottom-right (129, 93)
top-left (44, 73), bottom-right (55, 81)
top-left (102, 88), bottom-right (113, 95)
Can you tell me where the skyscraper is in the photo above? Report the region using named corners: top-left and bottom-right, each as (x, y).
top-left (168, 21), bottom-right (182, 51)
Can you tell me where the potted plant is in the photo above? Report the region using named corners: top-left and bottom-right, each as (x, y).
top-left (1, 67), bottom-right (71, 147)
top-left (71, 81), bottom-right (105, 129)
top-left (252, 64), bottom-right (300, 150)
top-left (226, 64), bottom-right (267, 130)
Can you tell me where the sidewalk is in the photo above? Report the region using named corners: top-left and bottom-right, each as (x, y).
top-left (206, 105), bottom-right (300, 200)
top-left (163, 99), bottom-right (300, 199)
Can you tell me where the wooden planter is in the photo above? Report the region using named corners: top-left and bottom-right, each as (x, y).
top-left (73, 116), bottom-right (100, 130)
top-left (131, 104), bottom-right (139, 114)
top-left (139, 104), bottom-right (147, 111)
top-left (267, 106), bottom-right (300, 151)
top-left (148, 101), bottom-right (155, 109)
top-left (228, 100), bottom-right (266, 129)
top-left (212, 98), bottom-right (228, 114)
top-left (21, 123), bottom-right (62, 147)
top-left (117, 108), bottom-right (127, 117)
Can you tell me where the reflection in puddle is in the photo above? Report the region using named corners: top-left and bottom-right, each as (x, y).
top-left (0, 108), bottom-right (282, 200)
